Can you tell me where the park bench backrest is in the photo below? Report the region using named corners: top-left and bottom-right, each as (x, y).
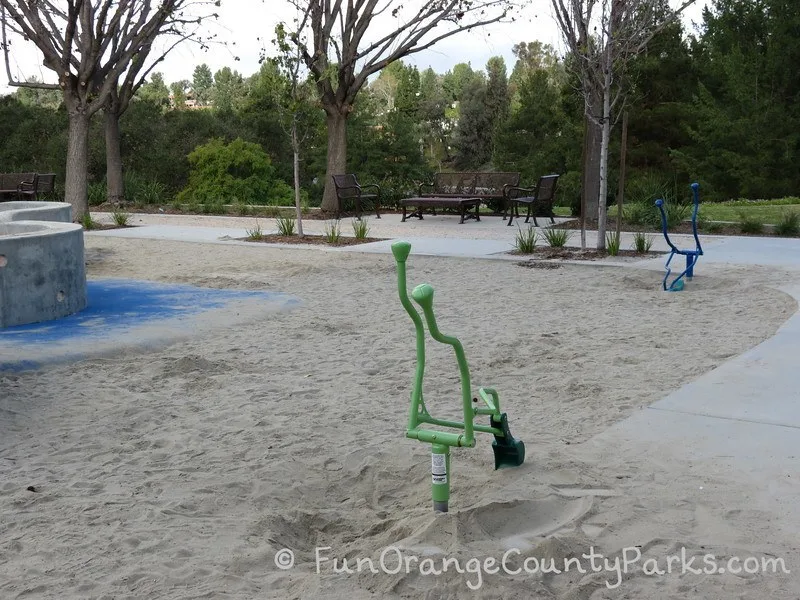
top-left (473, 172), bottom-right (520, 196)
top-left (432, 172), bottom-right (478, 195)
top-left (431, 172), bottom-right (520, 197)
top-left (533, 174), bottom-right (560, 211)
top-left (0, 173), bottom-right (36, 191)
top-left (36, 173), bottom-right (56, 194)
top-left (332, 173), bottom-right (361, 198)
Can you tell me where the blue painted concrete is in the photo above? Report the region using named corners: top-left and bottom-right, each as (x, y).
top-left (0, 279), bottom-right (299, 372)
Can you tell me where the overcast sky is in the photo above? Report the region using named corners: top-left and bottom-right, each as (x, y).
top-left (0, 0), bottom-right (709, 94)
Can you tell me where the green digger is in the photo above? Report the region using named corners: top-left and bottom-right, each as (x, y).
top-left (391, 241), bottom-right (525, 513)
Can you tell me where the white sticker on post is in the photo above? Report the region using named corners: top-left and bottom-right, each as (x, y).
top-left (432, 453), bottom-right (447, 485)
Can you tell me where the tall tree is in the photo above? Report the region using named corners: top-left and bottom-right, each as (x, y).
top-left (485, 56), bottom-right (510, 155)
top-left (211, 67), bottom-right (247, 113)
top-left (551, 0), bottom-right (697, 249)
top-left (0, 0), bottom-right (218, 218)
top-left (192, 63), bottom-right (214, 107)
top-left (281, 0), bottom-right (515, 213)
top-left (137, 72), bottom-right (172, 109)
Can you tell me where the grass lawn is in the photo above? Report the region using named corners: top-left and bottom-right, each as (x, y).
top-left (554, 198), bottom-right (800, 224)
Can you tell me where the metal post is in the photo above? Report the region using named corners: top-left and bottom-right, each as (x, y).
top-left (431, 443), bottom-right (450, 513)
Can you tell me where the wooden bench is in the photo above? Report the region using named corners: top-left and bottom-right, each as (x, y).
top-left (400, 197), bottom-right (482, 224)
top-left (0, 172), bottom-right (56, 201)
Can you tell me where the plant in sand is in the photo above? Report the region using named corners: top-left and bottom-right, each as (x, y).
top-left (542, 227), bottom-right (572, 248)
top-left (111, 210), bottom-right (130, 227)
top-left (80, 212), bottom-right (98, 230)
top-left (605, 231), bottom-right (621, 256)
top-left (276, 214), bottom-right (297, 236)
top-left (514, 225), bottom-right (538, 254)
top-left (246, 222), bottom-right (264, 240)
top-left (352, 218), bottom-right (370, 239)
top-left (323, 220), bottom-right (342, 243)
top-left (632, 231), bottom-right (653, 253)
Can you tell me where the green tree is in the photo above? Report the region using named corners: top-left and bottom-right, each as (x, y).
top-left (192, 64), bottom-right (214, 107)
top-left (671, 0), bottom-right (800, 199)
top-left (212, 67), bottom-right (247, 113)
top-left (485, 56), bottom-right (510, 155)
top-left (137, 72), bottom-right (171, 110)
top-left (452, 76), bottom-right (492, 168)
top-left (178, 137), bottom-right (293, 205)
top-left (170, 80), bottom-right (190, 109)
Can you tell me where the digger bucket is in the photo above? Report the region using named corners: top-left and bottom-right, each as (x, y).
top-left (491, 413), bottom-right (525, 469)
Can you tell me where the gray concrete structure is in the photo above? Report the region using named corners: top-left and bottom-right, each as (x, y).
top-left (0, 201), bottom-right (72, 223)
top-left (0, 202), bottom-right (86, 328)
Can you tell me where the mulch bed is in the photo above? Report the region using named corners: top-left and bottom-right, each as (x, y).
top-left (555, 218), bottom-right (790, 237)
top-left (85, 224), bottom-right (132, 231)
top-left (243, 234), bottom-right (385, 246)
top-left (511, 246), bottom-right (662, 261)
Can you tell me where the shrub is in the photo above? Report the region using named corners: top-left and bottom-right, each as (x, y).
top-left (177, 138), bottom-right (293, 206)
top-left (276, 214), bottom-right (296, 236)
top-left (632, 231), bottom-right (653, 253)
top-left (352, 218), bottom-right (370, 239)
top-left (606, 231), bottom-right (621, 256)
top-left (774, 211), bottom-right (800, 236)
top-left (111, 210), bottom-right (130, 227)
top-left (542, 227), bottom-right (572, 248)
top-left (323, 220), bottom-right (341, 243)
top-left (80, 212), bottom-right (98, 230)
top-left (246, 222), bottom-right (264, 240)
top-left (88, 181), bottom-right (106, 206)
top-left (514, 225), bottom-right (538, 254)
top-left (704, 221), bottom-right (723, 234)
top-left (739, 213), bottom-right (764, 234)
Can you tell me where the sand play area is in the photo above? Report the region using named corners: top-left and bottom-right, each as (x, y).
top-left (2, 229), bottom-right (799, 599)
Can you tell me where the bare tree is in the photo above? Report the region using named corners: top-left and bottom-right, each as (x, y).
top-left (551, 0), bottom-right (695, 249)
top-left (0, 1), bottom-right (218, 219)
top-left (272, 21), bottom-right (317, 236)
top-left (282, 0), bottom-right (517, 214)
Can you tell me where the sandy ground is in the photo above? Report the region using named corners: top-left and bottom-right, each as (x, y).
top-left (1, 234), bottom-right (798, 599)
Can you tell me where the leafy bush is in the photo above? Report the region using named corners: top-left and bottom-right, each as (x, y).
top-left (514, 225), bottom-right (538, 254)
top-left (542, 227), bottom-right (572, 248)
top-left (177, 138), bottom-right (293, 206)
top-left (774, 211), bottom-right (800, 236)
top-left (739, 213), bottom-right (764, 234)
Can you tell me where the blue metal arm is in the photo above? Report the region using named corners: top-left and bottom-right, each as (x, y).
top-left (655, 182), bottom-right (703, 291)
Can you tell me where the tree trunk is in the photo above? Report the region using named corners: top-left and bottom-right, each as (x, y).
top-left (105, 106), bottom-right (125, 206)
top-left (583, 107), bottom-right (602, 221)
top-left (597, 66), bottom-right (613, 251)
top-left (65, 110), bottom-right (92, 222)
top-left (322, 109), bottom-right (348, 214)
top-left (616, 111), bottom-right (629, 238)
top-left (292, 119), bottom-right (304, 236)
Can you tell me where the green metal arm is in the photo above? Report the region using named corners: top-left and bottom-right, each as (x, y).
top-left (410, 283), bottom-right (476, 448)
top-left (390, 242), bottom-right (428, 433)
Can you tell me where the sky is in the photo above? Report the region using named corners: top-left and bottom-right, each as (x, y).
top-left (0, 0), bottom-right (710, 94)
